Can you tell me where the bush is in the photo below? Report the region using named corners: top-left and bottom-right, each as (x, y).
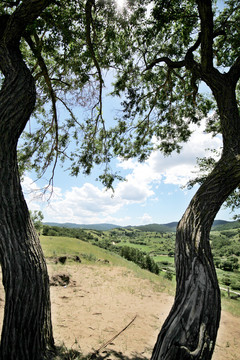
top-left (220, 257), bottom-right (239, 271)
top-left (231, 281), bottom-right (240, 291)
top-left (120, 246), bottom-right (159, 275)
top-left (164, 269), bottom-right (173, 281)
top-left (213, 257), bottom-right (221, 268)
top-left (222, 275), bottom-right (231, 286)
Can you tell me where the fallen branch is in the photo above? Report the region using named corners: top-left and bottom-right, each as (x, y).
top-left (91, 315), bottom-right (138, 358)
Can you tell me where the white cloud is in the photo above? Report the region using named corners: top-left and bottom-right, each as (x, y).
top-left (118, 121), bottom-right (222, 188)
top-left (21, 120), bottom-right (223, 224)
top-left (22, 177), bottom-right (135, 224)
top-left (139, 213), bottom-right (153, 224)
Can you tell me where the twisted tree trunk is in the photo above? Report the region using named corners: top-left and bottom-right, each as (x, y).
top-left (0, 9), bottom-right (54, 359)
top-left (151, 69), bottom-right (240, 360)
top-left (0, 152), bottom-right (54, 359)
top-left (152, 152), bottom-right (240, 360)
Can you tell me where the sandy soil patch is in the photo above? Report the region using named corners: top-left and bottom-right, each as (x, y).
top-left (49, 264), bottom-right (240, 360)
top-left (0, 263), bottom-right (239, 359)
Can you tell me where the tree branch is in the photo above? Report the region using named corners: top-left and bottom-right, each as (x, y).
top-left (146, 33), bottom-right (201, 72)
top-left (2, 0), bottom-right (52, 46)
top-left (85, 0), bottom-right (103, 116)
top-left (24, 32), bottom-right (58, 132)
top-left (196, 0), bottom-right (214, 71)
top-left (145, 57), bottom-right (185, 71)
top-left (24, 31), bottom-right (59, 190)
top-left (228, 56), bottom-right (240, 85)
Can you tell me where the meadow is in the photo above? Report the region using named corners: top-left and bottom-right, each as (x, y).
top-left (40, 223), bottom-right (240, 316)
top-left (36, 227), bottom-right (240, 359)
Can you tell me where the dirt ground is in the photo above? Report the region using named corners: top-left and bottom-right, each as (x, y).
top-left (49, 264), bottom-right (240, 360)
top-left (0, 263), bottom-right (239, 359)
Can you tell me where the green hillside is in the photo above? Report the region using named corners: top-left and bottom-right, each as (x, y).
top-left (44, 222), bottom-right (121, 231)
top-left (211, 220), bottom-right (240, 231)
top-left (40, 235), bottom-right (175, 288)
top-left (40, 232), bottom-right (240, 317)
top-left (127, 223), bottom-right (178, 232)
top-left (43, 220), bottom-right (240, 232)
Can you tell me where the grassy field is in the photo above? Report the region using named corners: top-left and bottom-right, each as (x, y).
top-left (40, 234), bottom-right (240, 316)
top-left (40, 235), bottom-right (176, 294)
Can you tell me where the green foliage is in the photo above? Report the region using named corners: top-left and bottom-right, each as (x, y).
top-left (222, 275), bottom-right (231, 286)
top-left (211, 228), bottom-right (240, 258)
top-left (164, 269), bottom-right (173, 281)
top-left (42, 225), bottom-right (88, 240)
top-left (120, 246), bottom-right (159, 275)
top-left (0, 0), bottom-right (235, 190)
top-left (9, 0), bottom-right (126, 188)
top-left (213, 256), bottom-right (221, 268)
top-left (186, 150), bottom-right (240, 219)
top-left (30, 210), bottom-right (44, 233)
top-left (221, 257), bottom-right (239, 272)
top-left (221, 259), bottom-right (236, 272)
top-left (231, 281), bottom-right (240, 291)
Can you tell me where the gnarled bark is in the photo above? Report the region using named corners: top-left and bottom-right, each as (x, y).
top-left (151, 22), bottom-right (240, 356)
top-left (151, 146), bottom-right (240, 360)
top-left (0, 6), bottom-right (54, 359)
top-left (0, 155), bottom-right (54, 359)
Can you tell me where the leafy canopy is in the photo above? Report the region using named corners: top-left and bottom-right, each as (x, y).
top-left (1, 0), bottom-right (239, 190)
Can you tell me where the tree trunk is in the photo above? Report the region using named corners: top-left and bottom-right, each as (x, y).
top-left (0, 41), bottom-right (54, 360)
top-left (151, 79), bottom-right (240, 359)
top-left (151, 149), bottom-right (240, 360)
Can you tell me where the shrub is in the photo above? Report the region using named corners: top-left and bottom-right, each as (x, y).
top-left (120, 246), bottom-right (159, 275)
top-left (213, 257), bottom-right (221, 268)
top-left (220, 257), bottom-right (239, 271)
top-left (222, 275), bottom-right (231, 286)
top-left (231, 281), bottom-right (240, 291)
top-left (164, 269), bottom-right (173, 281)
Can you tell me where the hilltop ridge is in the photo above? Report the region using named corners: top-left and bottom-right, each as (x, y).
top-left (44, 219), bottom-right (239, 232)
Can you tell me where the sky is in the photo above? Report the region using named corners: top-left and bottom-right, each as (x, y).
top-left (21, 118), bottom-right (235, 226)
top-left (21, 0), bottom-right (236, 226)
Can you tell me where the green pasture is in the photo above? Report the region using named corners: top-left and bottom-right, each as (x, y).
top-left (40, 235), bottom-right (175, 293)
top-left (40, 231), bottom-right (240, 317)
top-left (153, 255), bottom-right (175, 263)
top-left (40, 235), bottom-right (128, 266)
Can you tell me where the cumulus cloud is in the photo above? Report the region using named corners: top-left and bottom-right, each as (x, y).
top-left (21, 120), bottom-right (222, 224)
top-left (22, 176), bottom-right (134, 224)
top-left (139, 213), bottom-right (153, 224)
top-left (118, 121), bottom-right (222, 187)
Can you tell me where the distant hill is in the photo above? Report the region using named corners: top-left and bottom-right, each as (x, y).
top-left (44, 222), bottom-right (121, 231)
top-left (126, 223), bottom-right (178, 233)
top-left (44, 220), bottom-right (239, 232)
top-left (131, 220), bottom-right (240, 232)
top-left (211, 220), bottom-right (240, 231)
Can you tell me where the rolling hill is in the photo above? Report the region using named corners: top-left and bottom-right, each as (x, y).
top-left (44, 220), bottom-right (239, 232)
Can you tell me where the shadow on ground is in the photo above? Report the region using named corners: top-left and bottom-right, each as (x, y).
top-left (49, 346), bottom-right (149, 360)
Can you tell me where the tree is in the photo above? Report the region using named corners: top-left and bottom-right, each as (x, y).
top-left (1, 1), bottom-right (240, 360)
top-left (102, 1), bottom-right (240, 359)
top-left (186, 149), bottom-right (240, 220)
top-left (30, 210), bottom-right (44, 233)
top-left (0, 0), bottom-right (118, 358)
top-left (0, 2), bottom-right (56, 358)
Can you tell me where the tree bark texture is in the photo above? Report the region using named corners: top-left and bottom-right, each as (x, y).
top-left (0, 9), bottom-right (54, 359)
top-left (151, 52), bottom-right (240, 360)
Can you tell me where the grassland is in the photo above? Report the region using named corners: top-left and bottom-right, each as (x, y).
top-left (40, 226), bottom-right (240, 316)
top-left (37, 225), bottom-right (240, 359)
top-left (40, 235), bottom-right (176, 294)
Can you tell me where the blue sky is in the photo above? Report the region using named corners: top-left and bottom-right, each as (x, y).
top-left (21, 0), bottom-right (235, 226)
top-left (22, 118), bottom-right (235, 225)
